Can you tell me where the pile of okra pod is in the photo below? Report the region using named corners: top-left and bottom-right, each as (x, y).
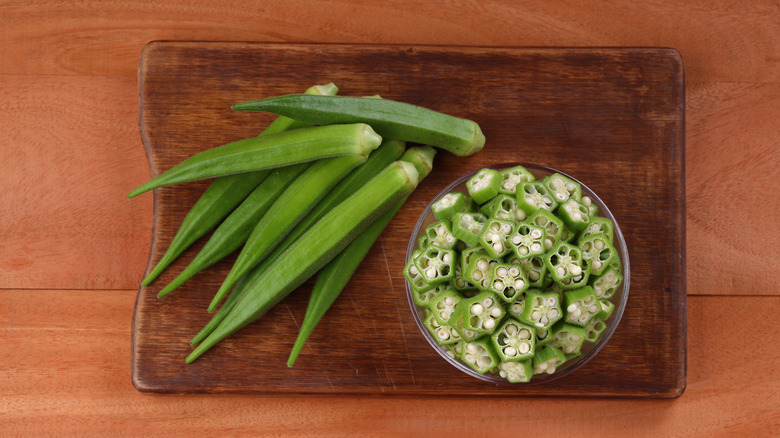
top-left (404, 166), bottom-right (625, 382)
top-left (128, 83), bottom-right (486, 365)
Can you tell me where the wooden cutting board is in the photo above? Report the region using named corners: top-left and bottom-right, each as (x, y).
top-left (132, 42), bottom-right (686, 397)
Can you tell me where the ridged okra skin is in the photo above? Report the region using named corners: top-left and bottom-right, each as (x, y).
top-left (128, 123), bottom-right (382, 198)
top-left (186, 160), bottom-right (419, 363)
top-left (232, 95), bottom-right (485, 157)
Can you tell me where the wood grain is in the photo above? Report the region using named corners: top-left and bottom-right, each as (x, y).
top-left (0, 1), bottom-right (777, 83)
top-left (2, 291), bottom-right (777, 436)
top-left (131, 43), bottom-right (685, 396)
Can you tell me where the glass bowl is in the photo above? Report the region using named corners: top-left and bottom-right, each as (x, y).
top-left (405, 163), bottom-right (630, 384)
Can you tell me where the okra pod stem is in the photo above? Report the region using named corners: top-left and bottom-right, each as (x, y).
top-left (186, 161), bottom-right (419, 363)
top-left (127, 123), bottom-right (382, 198)
top-left (232, 95), bottom-right (485, 157)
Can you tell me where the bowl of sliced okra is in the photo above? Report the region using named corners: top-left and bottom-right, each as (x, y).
top-left (404, 163), bottom-right (630, 384)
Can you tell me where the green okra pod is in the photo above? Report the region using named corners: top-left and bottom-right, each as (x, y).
top-left (128, 123), bottom-right (382, 198)
top-left (186, 160), bottom-right (420, 363)
top-left (231, 95), bottom-right (485, 157)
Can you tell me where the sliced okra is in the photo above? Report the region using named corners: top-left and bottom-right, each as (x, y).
top-left (448, 305), bottom-right (485, 341)
top-left (489, 263), bottom-right (529, 303)
top-left (580, 195), bottom-right (599, 217)
top-left (417, 233), bottom-right (431, 251)
top-left (423, 311), bottom-right (462, 345)
top-left (412, 284), bottom-right (447, 307)
top-left (525, 209), bottom-right (563, 251)
top-left (404, 252), bottom-right (433, 295)
top-left (497, 359), bottom-right (533, 383)
top-left (584, 317), bottom-right (608, 343)
top-left (558, 198), bottom-right (591, 231)
top-left (461, 337), bottom-right (500, 374)
top-left (578, 216), bottom-right (615, 244)
top-left (544, 241), bottom-right (589, 288)
top-left (481, 194), bottom-right (527, 222)
top-left (478, 217), bottom-right (516, 258)
top-left (519, 291), bottom-right (563, 330)
top-left (508, 222), bottom-right (547, 260)
top-left (507, 292), bottom-right (530, 319)
top-left (445, 341), bottom-right (465, 360)
top-left (516, 181), bottom-right (557, 214)
top-left (554, 263), bottom-right (591, 290)
top-left (578, 232), bottom-right (616, 276)
top-left (548, 321), bottom-right (588, 356)
top-left (562, 286), bottom-right (600, 326)
top-left (452, 291), bottom-right (506, 334)
top-left (464, 250), bottom-right (498, 291)
top-left (532, 345), bottom-right (566, 375)
top-left (596, 298), bottom-right (615, 320)
top-left (467, 168), bottom-right (502, 204)
top-left (592, 267), bottom-right (623, 300)
top-left (449, 263), bottom-right (478, 293)
top-left (535, 328), bottom-right (552, 348)
top-left (424, 219), bottom-right (459, 249)
top-left (518, 255), bottom-right (548, 289)
top-left (543, 173), bottom-right (581, 204)
top-left (451, 212), bottom-right (487, 247)
top-left (560, 226), bottom-right (576, 243)
top-left (413, 245), bottom-right (457, 286)
top-left (498, 165), bottom-right (535, 196)
top-left (432, 192), bottom-right (469, 221)
top-left (491, 318), bottom-right (536, 361)
top-left (427, 289), bottom-right (461, 325)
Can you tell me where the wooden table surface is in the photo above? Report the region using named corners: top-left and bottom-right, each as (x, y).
top-left (1, 1), bottom-right (778, 436)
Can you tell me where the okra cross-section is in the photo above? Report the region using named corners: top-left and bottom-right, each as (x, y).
top-left (584, 317), bottom-right (608, 343)
top-left (563, 286), bottom-right (600, 326)
top-left (404, 250), bottom-right (433, 295)
top-left (463, 250), bottom-right (496, 291)
top-left (548, 322), bottom-right (588, 356)
top-left (497, 359), bottom-right (534, 383)
top-left (519, 291), bottom-right (563, 330)
top-left (413, 245), bottom-right (457, 286)
top-left (478, 218), bottom-right (516, 258)
top-left (461, 338), bottom-right (500, 374)
top-left (489, 263), bottom-right (529, 302)
top-left (428, 289), bottom-right (462, 325)
top-left (578, 233), bottom-right (616, 276)
top-left (467, 168), bottom-right (502, 204)
top-left (423, 311), bottom-right (462, 346)
top-left (452, 291), bottom-right (506, 334)
top-left (516, 181), bottom-right (557, 214)
top-left (517, 255), bottom-right (548, 289)
top-left (508, 223), bottom-right (547, 259)
top-left (544, 241), bottom-right (590, 288)
top-left (481, 194), bottom-right (527, 222)
top-left (579, 216), bottom-right (614, 244)
top-left (424, 219), bottom-right (459, 249)
top-left (532, 345), bottom-right (566, 375)
top-left (491, 318), bottom-right (536, 361)
top-left (451, 212), bottom-right (488, 247)
top-left (558, 198), bottom-right (591, 231)
top-left (432, 192), bottom-right (469, 221)
top-left (542, 173), bottom-right (581, 204)
top-left (526, 209), bottom-right (563, 251)
top-left (498, 165), bottom-right (535, 196)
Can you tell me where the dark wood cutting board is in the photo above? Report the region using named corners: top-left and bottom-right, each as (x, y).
top-left (132, 42), bottom-right (686, 397)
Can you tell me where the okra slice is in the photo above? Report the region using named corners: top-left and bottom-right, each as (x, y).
top-left (507, 293), bottom-right (527, 319)
top-left (548, 321), bottom-right (588, 356)
top-left (532, 345), bottom-right (566, 375)
top-left (423, 312), bottom-right (462, 346)
top-left (432, 192), bottom-right (469, 221)
top-left (560, 226), bottom-right (577, 243)
top-left (452, 291), bottom-right (506, 334)
top-left (450, 262), bottom-right (478, 293)
top-left (596, 299), bottom-right (615, 320)
top-left (461, 337), bottom-right (500, 374)
top-left (404, 251), bottom-right (433, 295)
top-left (464, 250), bottom-right (498, 291)
top-left (498, 165), bottom-right (535, 196)
top-left (424, 219), bottom-right (459, 249)
top-left (519, 291), bottom-right (563, 330)
top-left (451, 212), bottom-right (488, 247)
top-left (413, 245), bottom-right (457, 286)
top-left (413, 285), bottom-right (448, 307)
top-left (592, 267), bottom-right (624, 300)
top-left (518, 255), bottom-right (548, 289)
top-left (497, 359), bottom-right (534, 383)
top-left (491, 318), bottom-right (536, 361)
top-left (516, 181), bottom-right (557, 214)
top-left (581, 195), bottom-right (599, 217)
top-left (544, 241), bottom-right (588, 285)
top-left (558, 198), bottom-right (591, 232)
top-left (578, 217), bottom-right (615, 244)
top-left (584, 317), bottom-right (608, 343)
top-left (489, 263), bottom-right (529, 303)
top-left (543, 172), bottom-right (582, 204)
top-left (481, 194), bottom-right (527, 222)
top-left (448, 304), bottom-right (485, 341)
top-left (445, 341), bottom-right (465, 360)
top-left (428, 289), bottom-right (462, 325)
top-left (525, 209), bottom-right (564, 251)
top-left (508, 223), bottom-right (547, 260)
top-left (535, 328), bottom-right (552, 348)
top-left (579, 233), bottom-right (616, 276)
top-left (478, 217), bottom-right (516, 258)
top-left (467, 168), bottom-right (502, 204)
top-left (417, 233), bottom-right (431, 251)
top-left (562, 286), bottom-right (601, 327)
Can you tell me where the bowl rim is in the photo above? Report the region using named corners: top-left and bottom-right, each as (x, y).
top-left (404, 162), bottom-right (631, 385)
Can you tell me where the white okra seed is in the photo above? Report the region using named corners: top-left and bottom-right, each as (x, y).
top-left (519, 343), bottom-right (530, 354)
top-left (556, 267), bottom-right (566, 277)
top-left (444, 296), bottom-right (455, 306)
top-left (497, 267), bottom-right (508, 277)
top-left (567, 304), bottom-right (577, 312)
top-left (410, 266), bottom-right (419, 275)
top-left (470, 304), bottom-right (484, 315)
top-left (504, 346), bottom-right (517, 356)
top-left (509, 267), bottom-right (520, 277)
top-left (477, 260), bottom-right (488, 271)
top-left (490, 307), bottom-right (502, 318)
top-left (547, 297), bottom-right (556, 307)
top-left (595, 240), bottom-right (604, 250)
top-left (426, 268), bottom-right (436, 279)
top-left (483, 319), bottom-right (495, 330)
top-left (493, 280), bottom-right (505, 290)
top-left (514, 279), bottom-right (525, 289)
top-left (532, 310), bottom-right (541, 319)
top-left (442, 253), bottom-right (452, 263)
top-left (530, 243), bottom-right (541, 253)
top-left (467, 343), bottom-right (478, 353)
top-left (482, 298), bottom-right (493, 307)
